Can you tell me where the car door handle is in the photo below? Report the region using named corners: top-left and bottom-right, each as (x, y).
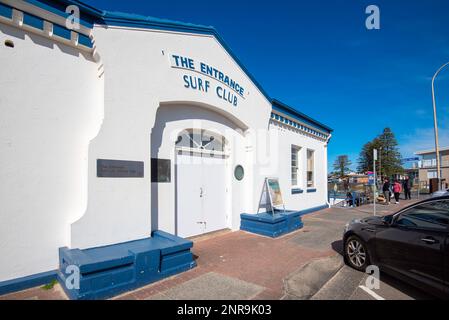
top-left (421, 237), bottom-right (438, 244)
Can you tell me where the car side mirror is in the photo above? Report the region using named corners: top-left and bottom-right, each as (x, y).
top-left (382, 215), bottom-right (393, 226)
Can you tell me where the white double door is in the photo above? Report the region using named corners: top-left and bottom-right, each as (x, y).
top-left (176, 151), bottom-right (228, 238)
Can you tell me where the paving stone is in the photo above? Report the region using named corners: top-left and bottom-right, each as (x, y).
top-left (283, 255), bottom-right (344, 299)
top-left (311, 266), bottom-right (365, 300)
top-left (152, 272), bottom-right (264, 300)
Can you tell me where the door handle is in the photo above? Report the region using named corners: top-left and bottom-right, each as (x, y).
top-left (421, 237), bottom-right (438, 244)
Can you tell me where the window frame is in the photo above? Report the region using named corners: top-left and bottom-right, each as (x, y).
top-left (291, 145), bottom-right (301, 188)
top-left (306, 149), bottom-right (315, 188)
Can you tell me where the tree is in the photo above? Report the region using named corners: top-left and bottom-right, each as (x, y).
top-left (333, 155), bottom-right (352, 178)
top-left (357, 138), bottom-right (382, 173)
top-left (357, 128), bottom-right (403, 177)
top-left (377, 127), bottom-right (403, 178)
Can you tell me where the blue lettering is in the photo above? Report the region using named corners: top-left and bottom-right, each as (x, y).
top-left (180, 56), bottom-right (195, 69)
top-left (183, 75), bottom-right (209, 93)
top-left (216, 86), bottom-right (223, 98)
top-left (173, 55), bottom-right (180, 67)
top-left (183, 75), bottom-right (190, 88)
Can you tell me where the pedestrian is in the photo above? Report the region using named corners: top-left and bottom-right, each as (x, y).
top-left (393, 180), bottom-right (402, 204)
top-left (402, 176), bottom-right (412, 200)
top-left (345, 192), bottom-right (354, 207)
top-left (382, 178), bottom-right (391, 205)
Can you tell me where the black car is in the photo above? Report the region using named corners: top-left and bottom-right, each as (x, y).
top-left (343, 196), bottom-right (449, 298)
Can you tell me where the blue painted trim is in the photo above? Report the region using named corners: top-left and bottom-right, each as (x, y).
top-left (0, 270), bottom-right (57, 296)
top-left (53, 23), bottom-right (71, 40)
top-left (78, 33), bottom-right (93, 48)
top-left (0, 2), bottom-right (13, 19)
top-left (307, 188), bottom-right (317, 193)
top-left (298, 204), bottom-right (329, 216)
top-left (292, 188), bottom-right (304, 194)
top-left (23, 0), bottom-right (101, 28)
top-left (23, 12), bottom-right (45, 30)
top-left (272, 99), bottom-right (333, 134)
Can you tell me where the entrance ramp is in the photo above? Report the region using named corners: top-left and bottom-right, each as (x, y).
top-left (58, 231), bottom-right (196, 300)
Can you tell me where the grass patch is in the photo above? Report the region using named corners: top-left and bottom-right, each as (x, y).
top-left (41, 279), bottom-right (58, 290)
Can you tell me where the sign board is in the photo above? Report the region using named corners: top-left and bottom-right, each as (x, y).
top-left (368, 172), bottom-right (375, 185)
top-left (267, 179), bottom-right (284, 207)
top-left (97, 159), bottom-right (144, 178)
top-left (258, 178), bottom-right (285, 215)
top-left (402, 157), bottom-right (419, 162)
top-left (169, 53), bottom-right (245, 107)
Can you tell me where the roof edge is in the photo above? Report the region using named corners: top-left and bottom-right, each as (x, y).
top-left (415, 146), bottom-right (449, 155)
top-left (272, 99), bottom-right (333, 133)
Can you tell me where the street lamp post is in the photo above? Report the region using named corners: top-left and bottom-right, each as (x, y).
top-left (379, 147), bottom-right (382, 182)
top-left (431, 61), bottom-right (449, 191)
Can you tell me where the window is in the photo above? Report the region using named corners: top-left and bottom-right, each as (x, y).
top-left (307, 149), bottom-right (314, 188)
top-left (395, 200), bottom-right (449, 231)
top-left (291, 146), bottom-right (301, 187)
top-left (176, 129), bottom-right (224, 152)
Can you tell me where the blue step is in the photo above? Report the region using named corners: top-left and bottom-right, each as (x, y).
top-left (58, 230), bottom-right (196, 300)
top-left (240, 210), bottom-right (303, 238)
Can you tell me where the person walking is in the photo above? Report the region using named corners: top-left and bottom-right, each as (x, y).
top-left (393, 180), bottom-right (402, 204)
top-left (403, 176), bottom-right (412, 200)
top-left (382, 178), bottom-right (391, 205)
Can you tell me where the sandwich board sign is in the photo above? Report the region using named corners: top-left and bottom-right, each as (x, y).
top-left (258, 178), bottom-right (286, 215)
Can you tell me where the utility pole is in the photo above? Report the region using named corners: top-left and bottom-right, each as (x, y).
top-left (432, 61), bottom-right (449, 190)
top-left (373, 149), bottom-right (378, 216)
top-left (379, 147), bottom-right (382, 182)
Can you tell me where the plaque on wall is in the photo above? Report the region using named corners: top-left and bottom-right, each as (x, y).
top-left (151, 158), bottom-right (171, 183)
top-left (97, 159), bottom-right (144, 178)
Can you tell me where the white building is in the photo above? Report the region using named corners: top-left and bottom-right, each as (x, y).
top-left (0, 0), bottom-right (332, 295)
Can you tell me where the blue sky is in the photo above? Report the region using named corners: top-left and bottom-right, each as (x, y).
top-left (84, 0), bottom-right (449, 171)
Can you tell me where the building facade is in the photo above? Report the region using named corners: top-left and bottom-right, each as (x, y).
top-left (416, 147), bottom-right (449, 188)
top-left (0, 0), bottom-right (332, 290)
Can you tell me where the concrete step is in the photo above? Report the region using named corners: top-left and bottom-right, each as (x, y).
top-left (282, 254), bottom-right (344, 300)
top-left (311, 265), bottom-right (365, 300)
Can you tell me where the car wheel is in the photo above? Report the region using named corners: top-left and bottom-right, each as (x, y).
top-left (345, 236), bottom-right (370, 271)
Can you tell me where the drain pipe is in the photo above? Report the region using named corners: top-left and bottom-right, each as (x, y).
top-left (325, 134), bottom-right (333, 208)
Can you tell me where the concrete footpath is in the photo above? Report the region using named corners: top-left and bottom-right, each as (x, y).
top-left (0, 198), bottom-right (429, 300)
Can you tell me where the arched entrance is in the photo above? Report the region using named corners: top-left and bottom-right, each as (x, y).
top-left (150, 103), bottom-right (249, 238)
top-left (175, 129), bottom-right (229, 237)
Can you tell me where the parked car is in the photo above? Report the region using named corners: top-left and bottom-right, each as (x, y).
top-left (343, 196), bottom-right (449, 298)
top-left (432, 188), bottom-right (449, 198)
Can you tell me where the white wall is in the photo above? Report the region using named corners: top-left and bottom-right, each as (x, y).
top-left (267, 120), bottom-right (329, 211)
top-left (0, 23), bottom-right (103, 281)
top-left (0, 17), bottom-right (329, 283)
top-left (71, 25), bottom-right (272, 249)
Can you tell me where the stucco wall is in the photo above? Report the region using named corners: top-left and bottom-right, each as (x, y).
top-left (71, 25), bottom-right (272, 249)
top-left (0, 23), bottom-right (103, 281)
top-left (268, 121), bottom-right (328, 211)
top-left (0, 18), bottom-right (329, 283)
